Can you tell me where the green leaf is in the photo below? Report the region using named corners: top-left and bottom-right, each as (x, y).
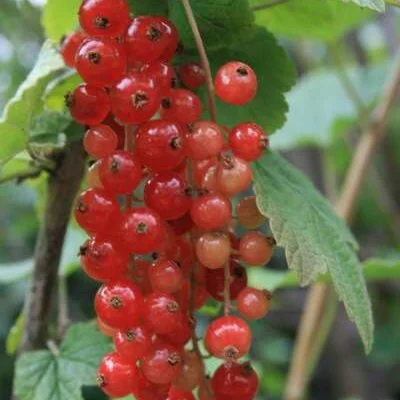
top-left (271, 62), bottom-right (388, 150)
top-left (0, 42), bottom-right (64, 164)
top-left (253, 152), bottom-right (373, 351)
top-left (42, 0), bottom-right (81, 43)
top-left (345, 0), bottom-right (385, 12)
top-left (6, 313), bottom-right (25, 355)
top-left (193, 27), bottom-right (296, 133)
top-left (128, 0), bottom-right (168, 15)
top-left (251, 0), bottom-right (374, 41)
top-left (14, 322), bottom-right (112, 400)
top-left (168, 0), bottom-right (254, 50)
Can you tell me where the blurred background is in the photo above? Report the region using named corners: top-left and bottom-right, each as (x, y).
top-left (1, 1), bottom-right (400, 399)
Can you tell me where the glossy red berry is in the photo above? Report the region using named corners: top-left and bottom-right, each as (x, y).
top-left (141, 342), bottom-right (183, 385)
top-left (174, 350), bottom-right (204, 391)
top-left (229, 122), bottom-right (268, 161)
top-left (97, 317), bottom-right (116, 337)
top-left (206, 260), bottom-right (247, 302)
top-left (87, 160), bottom-right (103, 189)
top-left (168, 212), bottom-right (194, 236)
top-left (195, 232), bottom-right (231, 270)
top-left (193, 159), bottom-right (217, 189)
top-left (186, 122), bottom-right (224, 161)
top-left (191, 192), bottom-right (231, 230)
top-left (126, 16), bottom-right (176, 64)
top-left (110, 73), bottom-right (161, 124)
top-left (160, 89), bottom-right (202, 125)
top-left (95, 280), bottom-right (143, 329)
top-left (239, 232), bottom-right (275, 266)
top-left (119, 207), bottom-right (165, 254)
top-left (236, 196), bottom-right (265, 229)
top-left (136, 120), bottom-right (186, 172)
top-left (97, 352), bottom-right (136, 398)
top-left (79, 236), bottom-right (128, 281)
top-left (161, 314), bottom-right (192, 346)
top-left (204, 316), bottom-right (252, 360)
top-left (144, 292), bottom-right (183, 334)
top-left (60, 31), bottom-right (87, 68)
top-left (74, 188), bottom-right (119, 235)
top-left (148, 258), bottom-right (184, 293)
top-left (130, 258), bottom-right (152, 294)
top-left (178, 280), bottom-right (209, 311)
top-left (113, 325), bottom-right (152, 361)
top-left (99, 150), bottom-right (143, 195)
top-left (211, 362), bottom-right (259, 400)
top-left (79, 0), bottom-right (130, 37)
top-left (157, 16), bottom-right (179, 62)
top-left (144, 172), bottom-right (192, 221)
top-left (83, 124), bottom-right (118, 158)
top-left (76, 37), bottom-right (126, 87)
top-left (66, 84), bottom-right (110, 126)
top-left (237, 287), bottom-right (271, 320)
top-left (215, 61), bottom-right (257, 105)
top-left (167, 386), bottom-right (195, 400)
top-left (179, 63), bottom-right (206, 90)
top-left (141, 61), bottom-right (175, 97)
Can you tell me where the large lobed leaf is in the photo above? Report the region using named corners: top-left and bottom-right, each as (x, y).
top-left (14, 322), bottom-right (112, 400)
top-left (253, 151), bottom-right (373, 351)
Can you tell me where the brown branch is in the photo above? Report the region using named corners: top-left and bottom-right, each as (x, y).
top-left (284, 53), bottom-right (400, 400)
top-left (19, 140), bottom-right (86, 352)
top-left (180, 0), bottom-right (217, 122)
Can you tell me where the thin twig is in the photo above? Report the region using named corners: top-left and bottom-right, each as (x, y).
top-left (251, 0), bottom-right (290, 11)
top-left (284, 53), bottom-right (400, 400)
top-left (181, 0), bottom-right (217, 122)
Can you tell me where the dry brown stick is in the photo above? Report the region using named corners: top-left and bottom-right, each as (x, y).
top-left (19, 140), bottom-right (86, 352)
top-left (284, 53), bottom-right (400, 400)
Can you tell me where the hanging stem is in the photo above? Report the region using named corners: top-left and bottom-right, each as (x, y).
top-left (181, 0), bottom-right (217, 122)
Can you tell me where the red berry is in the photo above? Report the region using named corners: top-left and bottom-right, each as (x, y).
top-left (211, 362), bottom-right (259, 400)
top-left (144, 172), bottom-right (192, 221)
top-left (161, 314), bottom-right (192, 346)
top-left (186, 121), bottom-right (224, 161)
top-left (76, 37), bottom-right (126, 87)
top-left (206, 260), bottom-right (247, 302)
top-left (119, 207), bottom-right (165, 254)
top-left (79, 236), bottom-right (128, 281)
top-left (215, 61), bottom-right (257, 105)
top-left (236, 196), bottom-right (265, 229)
top-left (148, 258), bottom-right (184, 293)
top-left (74, 188), bottom-right (119, 235)
top-left (133, 368), bottom-right (170, 400)
top-left (157, 17), bottom-right (179, 62)
top-left (178, 280), bottom-right (209, 311)
top-left (79, 0), bottom-right (130, 37)
top-left (96, 317), bottom-right (116, 337)
top-left (237, 287), bottom-right (271, 320)
top-left (102, 113), bottom-right (126, 148)
top-left (191, 192), bottom-right (231, 230)
top-left (179, 63), bottom-right (206, 90)
top-left (195, 232), bottom-right (231, 270)
top-left (87, 160), bottom-right (103, 189)
top-left (126, 16), bottom-right (176, 64)
top-left (114, 325), bottom-right (152, 361)
top-left (136, 120), bottom-right (186, 172)
top-left (144, 292), bottom-right (183, 335)
top-left (66, 84), bottom-right (110, 126)
top-left (83, 124), bottom-right (118, 159)
top-left (95, 280), bottom-right (143, 329)
top-left (99, 150), bottom-right (143, 195)
top-left (192, 158), bottom-right (217, 189)
top-left (141, 61), bottom-right (175, 97)
top-left (204, 316), bottom-right (251, 360)
top-left (168, 212), bottom-right (194, 236)
top-left (229, 123), bottom-right (268, 161)
top-left (167, 386), bottom-right (195, 400)
top-left (130, 258), bottom-right (152, 294)
top-left (60, 31), bottom-right (87, 68)
top-left (141, 342), bottom-right (183, 385)
top-left (239, 232), bottom-right (274, 266)
top-left (110, 73), bottom-right (161, 124)
top-left (97, 352), bottom-right (136, 398)
top-left (174, 350), bottom-right (204, 391)
top-left (160, 89), bottom-right (202, 125)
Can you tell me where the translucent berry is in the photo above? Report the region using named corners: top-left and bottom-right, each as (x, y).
top-left (95, 280), bottom-right (143, 329)
top-left (114, 325), bottom-right (152, 361)
top-left (161, 89), bottom-right (202, 125)
top-left (83, 124), bottom-right (118, 159)
top-left (174, 350), bottom-right (204, 391)
top-left (141, 61), bottom-right (175, 97)
top-left (97, 317), bottom-right (116, 337)
top-left (193, 158), bottom-right (217, 189)
top-left (87, 161), bottom-right (103, 188)
top-left (204, 316), bottom-right (252, 360)
top-left (178, 280), bottom-right (209, 311)
top-left (79, 0), bottom-right (130, 37)
top-left (195, 232), bottom-right (231, 270)
top-left (148, 258), bottom-right (184, 293)
top-left (97, 352), bottom-right (136, 398)
top-left (99, 150), bottom-right (143, 195)
top-left (119, 207), bottom-right (165, 254)
top-left (167, 386), bottom-right (195, 400)
top-left (191, 192), bottom-right (231, 230)
top-left (239, 232), bottom-right (275, 266)
top-left (168, 212), bottom-right (194, 235)
top-left (60, 31), bottom-right (87, 68)
top-left (66, 84), bottom-right (110, 126)
top-left (74, 188), bottom-right (119, 235)
top-left (76, 37), bottom-right (126, 87)
top-left (136, 120), bottom-right (186, 172)
top-left (186, 122), bottom-right (224, 161)
top-left (237, 287), bottom-right (271, 320)
top-left (236, 196), bottom-right (265, 229)
top-left (215, 61), bottom-right (257, 105)
top-left (179, 63), bottom-right (206, 90)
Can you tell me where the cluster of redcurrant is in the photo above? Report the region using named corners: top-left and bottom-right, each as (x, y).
top-left (62, 0), bottom-right (275, 399)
